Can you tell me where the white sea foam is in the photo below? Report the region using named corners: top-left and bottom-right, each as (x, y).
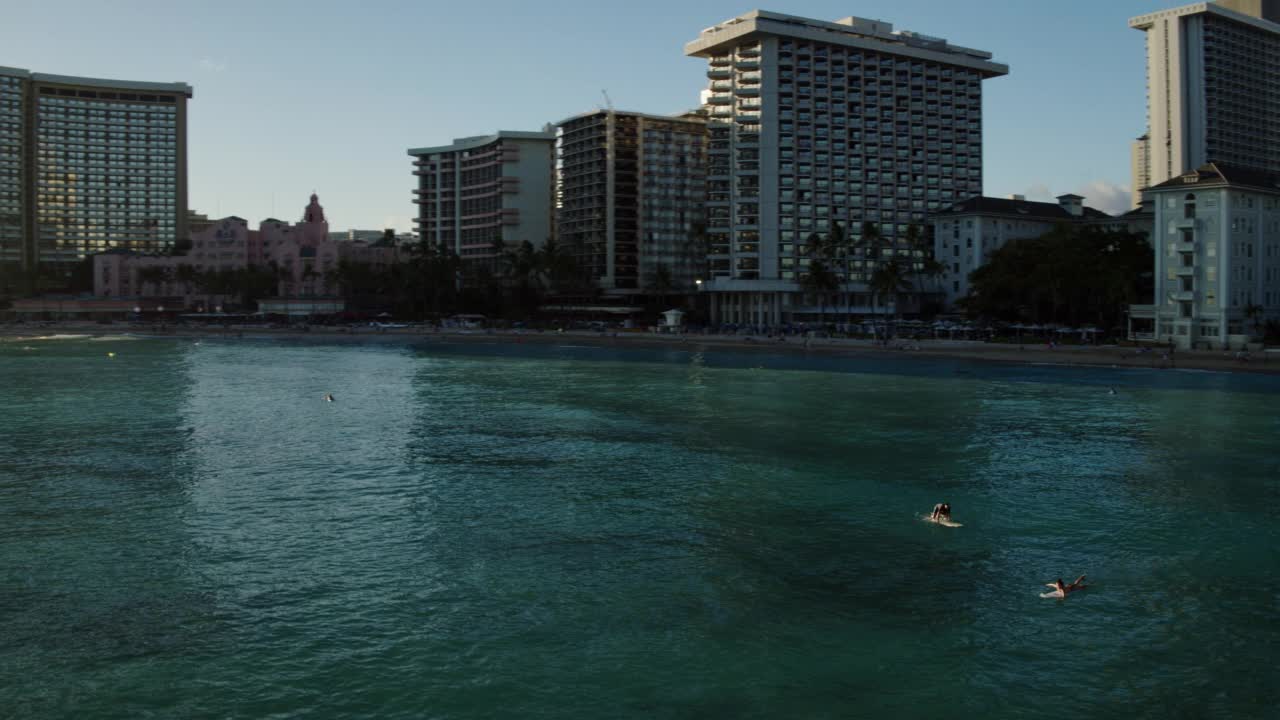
top-left (19, 334), bottom-right (93, 342)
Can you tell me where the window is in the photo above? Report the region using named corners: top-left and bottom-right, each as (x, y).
top-left (1184, 193), bottom-right (1196, 219)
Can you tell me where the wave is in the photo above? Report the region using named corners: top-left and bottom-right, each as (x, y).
top-left (9, 334), bottom-right (94, 342)
top-left (88, 335), bottom-right (144, 342)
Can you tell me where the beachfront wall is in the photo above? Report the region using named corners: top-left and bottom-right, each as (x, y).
top-left (93, 194), bottom-right (403, 310)
top-left (1129, 163), bottom-right (1280, 350)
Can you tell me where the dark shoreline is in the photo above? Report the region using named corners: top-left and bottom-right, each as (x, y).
top-left (5, 323), bottom-right (1277, 376)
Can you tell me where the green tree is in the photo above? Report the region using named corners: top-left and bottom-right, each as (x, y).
top-left (1244, 303), bottom-right (1265, 340)
top-left (869, 259), bottom-right (912, 344)
top-left (136, 265), bottom-right (171, 296)
top-left (174, 264), bottom-right (198, 297)
top-left (537, 236), bottom-right (578, 294)
top-left (801, 258), bottom-right (840, 327)
top-left (962, 225), bottom-right (1152, 331)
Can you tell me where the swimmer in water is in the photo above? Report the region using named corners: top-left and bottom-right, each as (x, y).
top-left (1107, 387), bottom-right (1117, 395)
top-left (929, 503), bottom-right (951, 521)
top-left (1044, 575), bottom-right (1087, 597)
top-left (324, 393), bottom-right (335, 402)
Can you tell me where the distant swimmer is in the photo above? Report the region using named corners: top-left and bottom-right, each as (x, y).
top-left (1041, 575), bottom-right (1087, 598)
top-left (324, 393), bottom-right (335, 402)
top-left (107, 352), bottom-right (116, 358)
top-left (1107, 387), bottom-right (1117, 395)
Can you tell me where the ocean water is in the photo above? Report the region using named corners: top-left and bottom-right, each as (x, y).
top-left (1, 335), bottom-right (1277, 719)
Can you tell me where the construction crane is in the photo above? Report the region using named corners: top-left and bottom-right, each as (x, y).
top-left (601, 89), bottom-right (614, 112)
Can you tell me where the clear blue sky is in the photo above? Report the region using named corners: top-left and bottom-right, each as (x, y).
top-left (2, 0), bottom-right (1195, 228)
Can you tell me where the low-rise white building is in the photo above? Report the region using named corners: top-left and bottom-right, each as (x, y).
top-left (930, 194), bottom-right (1114, 309)
top-left (1129, 163), bottom-right (1280, 349)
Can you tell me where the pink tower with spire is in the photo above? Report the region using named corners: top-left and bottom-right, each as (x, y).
top-left (298, 192), bottom-right (329, 245)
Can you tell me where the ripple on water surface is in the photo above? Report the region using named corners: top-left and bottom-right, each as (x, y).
top-left (0, 338), bottom-right (1277, 718)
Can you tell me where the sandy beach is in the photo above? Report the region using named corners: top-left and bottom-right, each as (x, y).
top-left (5, 320), bottom-right (1276, 375)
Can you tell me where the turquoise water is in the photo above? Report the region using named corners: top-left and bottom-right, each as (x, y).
top-left (1, 335), bottom-right (1277, 718)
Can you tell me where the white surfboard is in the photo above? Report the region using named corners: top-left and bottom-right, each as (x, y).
top-left (922, 515), bottom-right (963, 528)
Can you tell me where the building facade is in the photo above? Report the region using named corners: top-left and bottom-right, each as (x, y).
top-left (684, 11), bottom-right (1007, 324)
top-left (0, 67), bottom-right (192, 292)
top-left (1128, 163), bottom-right (1280, 349)
top-left (931, 195), bottom-right (1118, 309)
top-left (1129, 2), bottom-right (1280, 204)
top-left (1131, 135), bottom-right (1151, 210)
top-left (557, 109), bottom-right (707, 296)
top-left (94, 193), bottom-right (400, 309)
top-left (408, 131), bottom-right (554, 271)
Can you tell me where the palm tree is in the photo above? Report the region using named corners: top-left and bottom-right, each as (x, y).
top-left (858, 221), bottom-right (884, 262)
top-left (650, 263), bottom-right (675, 309)
top-left (536, 236), bottom-right (577, 294)
top-left (827, 220), bottom-right (849, 276)
top-left (502, 240), bottom-right (540, 315)
top-left (801, 259), bottom-right (840, 328)
top-left (174, 264), bottom-right (198, 298)
top-left (870, 259), bottom-right (912, 345)
top-left (1244, 303), bottom-right (1265, 340)
top-left (902, 223), bottom-right (937, 315)
top-left (136, 265), bottom-right (170, 296)
top-left (301, 266), bottom-right (319, 297)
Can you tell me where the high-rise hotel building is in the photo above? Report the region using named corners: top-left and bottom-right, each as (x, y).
top-left (0, 67), bottom-right (191, 291)
top-left (684, 12), bottom-right (1007, 325)
top-left (556, 109), bottom-right (708, 296)
top-left (408, 131), bottom-right (554, 270)
top-left (1129, 1), bottom-right (1280, 206)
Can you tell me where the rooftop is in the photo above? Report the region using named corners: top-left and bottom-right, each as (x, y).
top-left (1149, 162), bottom-right (1280, 192)
top-left (555, 108), bottom-right (708, 127)
top-left (1130, 1), bottom-right (1280, 33)
top-left (934, 196), bottom-right (1111, 220)
top-left (407, 131), bottom-right (555, 157)
top-left (0, 67), bottom-right (192, 96)
top-left (686, 9), bottom-right (1008, 77)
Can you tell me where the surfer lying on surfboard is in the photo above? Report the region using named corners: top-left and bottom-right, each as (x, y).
top-left (1042, 576), bottom-right (1087, 598)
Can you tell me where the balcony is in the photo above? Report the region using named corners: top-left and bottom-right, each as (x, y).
top-left (710, 55), bottom-right (732, 67)
top-left (708, 68), bottom-right (732, 79)
top-left (1176, 265), bottom-right (1196, 277)
top-left (1172, 290), bottom-right (1196, 302)
top-left (735, 59), bottom-right (760, 70)
top-left (735, 85), bottom-right (760, 97)
top-left (707, 94), bottom-right (732, 105)
top-left (1175, 217), bottom-right (1197, 230)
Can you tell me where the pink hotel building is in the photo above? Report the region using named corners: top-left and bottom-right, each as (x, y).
top-left (94, 193), bottom-right (401, 310)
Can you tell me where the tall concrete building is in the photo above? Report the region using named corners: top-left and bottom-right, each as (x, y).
top-left (408, 131), bottom-right (554, 272)
top-left (0, 67), bottom-right (192, 293)
top-left (556, 109), bottom-right (707, 297)
top-left (685, 11), bottom-right (1007, 325)
top-left (1129, 1), bottom-right (1280, 206)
